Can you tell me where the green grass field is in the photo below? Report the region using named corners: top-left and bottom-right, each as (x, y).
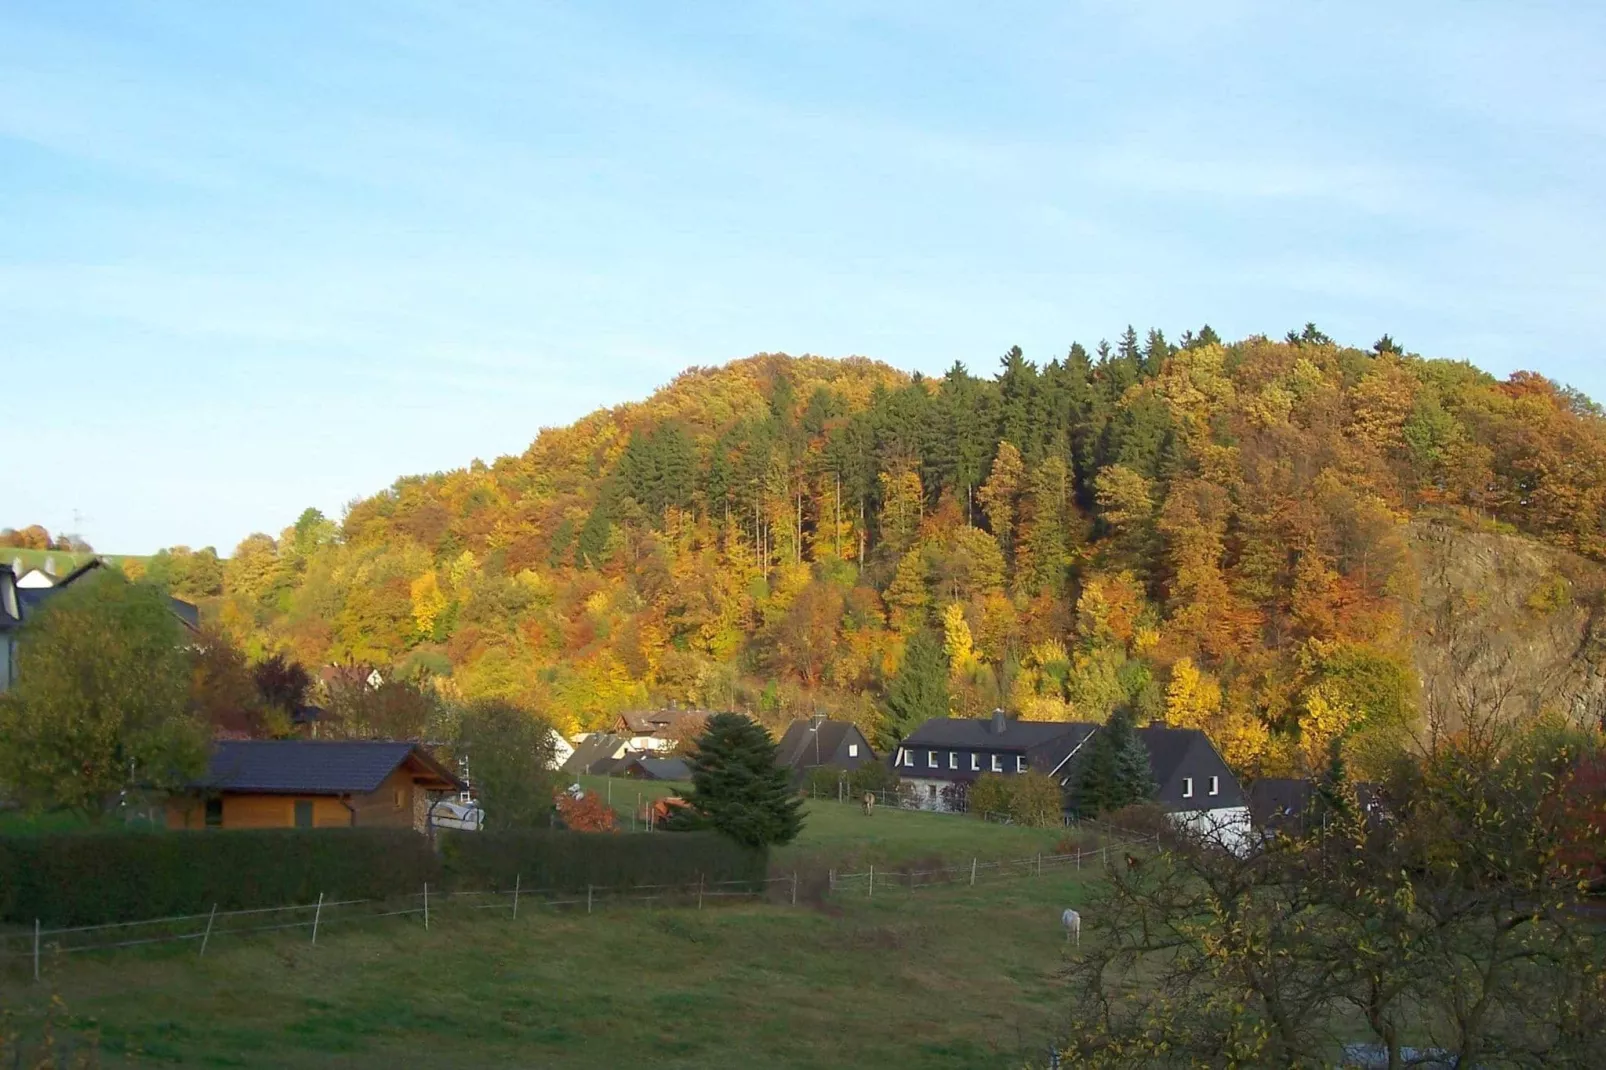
top-left (0, 790), bottom-right (1101, 1068)
top-left (1, 865), bottom-right (1095, 1069)
top-left (576, 775), bottom-right (1073, 869)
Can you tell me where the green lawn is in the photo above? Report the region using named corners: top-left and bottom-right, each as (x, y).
top-left (1, 870), bottom-right (1096, 1069)
top-left (575, 775), bottom-right (1075, 868)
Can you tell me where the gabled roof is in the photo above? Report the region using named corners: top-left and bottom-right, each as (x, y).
top-left (775, 718), bottom-right (869, 769)
top-left (196, 740), bottom-right (463, 795)
top-left (1136, 725), bottom-right (1247, 809)
top-left (562, 732), bottom-right (629, 775)
top-left (901, 716), bottom-right (1094, 752)
top-left (624, 756), bottom-right (692, 781)
top-left (615, 708), bottom-right (709, 735)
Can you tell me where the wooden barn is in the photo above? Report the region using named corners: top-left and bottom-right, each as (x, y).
top-left (166, 740), bottom-right (464, 833)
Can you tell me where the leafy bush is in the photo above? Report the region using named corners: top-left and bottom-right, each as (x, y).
top-left (848, 761), bottom-right (899, 795)
top-left (802, 766), bottom-right (845, 797)
top-left (968, 773), bottom-right (1013, 818)
top-left (1009, 771), bottom-right (1065, 827)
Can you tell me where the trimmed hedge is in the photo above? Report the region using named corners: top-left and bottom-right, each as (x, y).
top-left (0, 828), bottom-right (436, 927)
top-left (0, 828), bottom-right (766, 927)
top-left (439, 829), bottom-right (766, 893)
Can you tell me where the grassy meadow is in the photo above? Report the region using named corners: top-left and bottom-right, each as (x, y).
top-left (0, 855), bottom-right (1097, 1069)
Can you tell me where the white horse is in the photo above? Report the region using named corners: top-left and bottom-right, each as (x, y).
top-left (1061, 908), bottom-right (1081, 946)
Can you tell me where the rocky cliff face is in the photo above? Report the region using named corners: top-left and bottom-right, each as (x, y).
top-left (1406, 520), bottom-right (1606, 736)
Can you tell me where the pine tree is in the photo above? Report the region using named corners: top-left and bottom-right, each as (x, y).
top-left (880, 630), bottom-right (950, 749)
top-left (680, 712), bottom-right (803, 848)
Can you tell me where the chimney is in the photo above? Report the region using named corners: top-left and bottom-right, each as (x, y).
top-left (990, 708), bottom-right (1008, 735)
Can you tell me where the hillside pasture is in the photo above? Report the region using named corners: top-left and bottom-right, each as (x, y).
top-left (0, 867), bottom-right (1101, 1069)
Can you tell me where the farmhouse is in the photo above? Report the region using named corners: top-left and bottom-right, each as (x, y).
top-left (774, 715), bottom-right (875, 784)
top-left (893, 710), bottom-right (1098, 809)
top-left (1137, 725), bottom-right (1250, 852)
top-left (894, 711), bottom-right (1251, 849)
top-left (611, 707), bottom-right (710, 753)
top-left (166, 740), bottom-right (464, 832)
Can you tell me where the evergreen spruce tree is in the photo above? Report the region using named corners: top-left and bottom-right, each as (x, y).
top-left (680, 712), bottom-right (803, 848)
top-left (880, 630), bottom-right (950, 749)
top-left (1074, 706), bottom-right (1155, 816)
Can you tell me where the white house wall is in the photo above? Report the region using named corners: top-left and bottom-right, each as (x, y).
top-left (1167, 806), bottom-right (1253, 856)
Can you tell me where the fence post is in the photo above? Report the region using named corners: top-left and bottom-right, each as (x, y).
top-left (829, 868), bottom-right (835, 893)
top-left (868, 864), bottom-right (874, 899)
top-left (1076, 848), bottom-right (1081, 871)
top-left (424, 883), bottom-right (430, 931)
top-left (587, 884), bottom-right (594, 915)
top-left (1037, 853), bottom-right (1042, 877)
top-left (200, 903), bottom-right (217, 958)
top-left (970, 857), bottom-right (977, 887)
top-left (311, 892), bottom-right (324, 946)
top-left (697, 875), bottom-right (703, 911)
top-left (791, 871), bottom-right (798, 907)
top-left (513, 874), bottom-right (521, 920)
top-left (33, 918), bottom-right (40, 983)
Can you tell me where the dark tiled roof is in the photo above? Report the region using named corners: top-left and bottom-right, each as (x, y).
top-left (776, 719), bottom-right (855, 769)
top-left (15, 558), bottom-right (199, 633)
top-left (562, 733), bottom-right (628, 775)
top-left (197, 740), bottom-right (462, 795)
top-left (1137, 726), bottom-right (1247, 809)
top-left (627, 757), bottom-right (692, 781)
top-left (902, 716), bottom-right (1094, 751)
top-left (1248, 778), bottom-right (1314, 825)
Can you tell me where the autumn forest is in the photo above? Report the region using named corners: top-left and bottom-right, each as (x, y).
top-left (61, 326), bottom-right (1606, 780)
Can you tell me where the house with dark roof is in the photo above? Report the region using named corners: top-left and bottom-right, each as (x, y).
top-left (1136, 725), bottom-right (1251, 852)
top-left (562, 732), bottom-right (633, 776)
top-left (611, 707), bottom-right (713, 753)
top-left (893, 711), bottom-right (1098, 811)
top-left (775, 716), bottom-right (875, 784)
top-left (1247, 777), bottom-right (1389, 840)
top-left (165, 740), bottom-right (464, 832)
top-left (619, 756), bottom-right (692, 782)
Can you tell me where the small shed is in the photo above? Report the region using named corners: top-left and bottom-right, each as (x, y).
top-left (166, 740), bottom-right (464, 833)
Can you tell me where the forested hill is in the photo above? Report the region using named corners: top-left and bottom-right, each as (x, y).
top-left (145, 328), bottom-right (1606, 777)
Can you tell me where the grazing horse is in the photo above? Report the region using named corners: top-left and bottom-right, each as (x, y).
top-left (1061, 908), bottom-right (1081, 946)
top-left (862, 792), bottom-right (876, 816)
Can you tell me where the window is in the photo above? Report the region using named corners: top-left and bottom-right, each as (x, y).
top-left (294, 800), bottom-right (314, 828)
top-left (1016, 756), bottom-right (1027, 773)
top-left (1182, 777), bottom-right (1194, 799)
top-left (204, 798), bottom-right (223, 828)
top-left (991, 754), bottom-right (1002, 773)
top-left (847, 743), bottom-right (859, 758)
top-left (1209, 776), bottom-right (1220, 796)
top-left (971, 753), bottom-right (980, 771)
top-left (948, 752), bottom-right (958, 770)
top-left (928, 750), bottom-right (938, 769)
top-left (928, 784), bottom-right (937, 799)
top-left (900, 748), bottom-right (913, 767)
top-left (394, 788), bottom-right (405, 809)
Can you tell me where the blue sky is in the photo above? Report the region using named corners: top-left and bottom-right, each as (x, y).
top-left (3, 1), bottom-right (1604, 554)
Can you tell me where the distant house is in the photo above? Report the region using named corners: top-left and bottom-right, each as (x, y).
top-left (611, 707), bottom-right (712, 753)
top-left (320, 664), bottom-right (384, 692)
top-left (546, 729), bottom-right (575, 770)
top-left (0, 565), bottom-right (21, 691)
top-left (1136, 725), bottom-right (1251, 853)
top-left (893, 712), bottom-right (1251, 850)
top-left (619, 756), bottom-right (692, 782)
top-left (893, 711), bottom-right (1098, 811)
top-left (775, 716), bottom-right (875, 784)
top-left (165, 740), bottom-right (464, 832)
top-left (562, 732), bottom-right (632, 776)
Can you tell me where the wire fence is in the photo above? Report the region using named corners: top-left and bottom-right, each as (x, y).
top-left (1, 818), bottom-right (1163, 979)
top-left (0, 874), bottom-right (795, 980)
top-left (826, 832), bottom-right (1160, 896)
